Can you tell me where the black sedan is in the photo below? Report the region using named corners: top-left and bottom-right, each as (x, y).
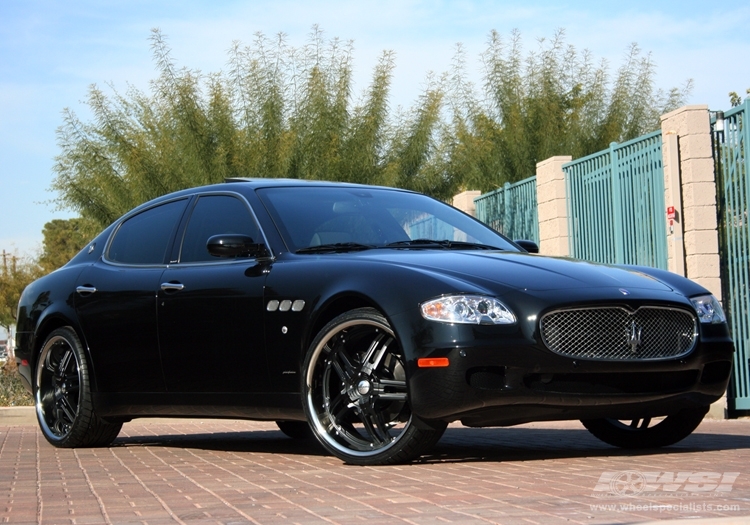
top-left (15, 179), bottom-right (734, 465)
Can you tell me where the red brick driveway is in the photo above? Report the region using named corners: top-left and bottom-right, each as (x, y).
top-left (2, 414), bottom-right (750, 524)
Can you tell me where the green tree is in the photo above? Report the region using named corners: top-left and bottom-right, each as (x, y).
top-left (447, 30), bottom-right (690, 192)
top-left (52, 28), bottom-right (688, 224)
top-left (38, 218), bottom-right (93, 273)
top-left (52, 28), bottom-right (449, 232)
top-left (0, 251), bottom-right (42, 333)
top-left (729, 89), bottom-right (750, 107)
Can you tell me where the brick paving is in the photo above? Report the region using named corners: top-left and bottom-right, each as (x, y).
top-left (1, 415), bottom-right (749, 524)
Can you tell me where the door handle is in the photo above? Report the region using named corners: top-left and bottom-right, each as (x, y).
top-left (75, 285), bottom-right (97, 296)
top-left (160, 282), bottom-right (185, 292)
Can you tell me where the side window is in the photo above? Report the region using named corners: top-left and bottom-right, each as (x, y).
top-left (107, 199), bottom-right (187, 265)
top-left (179, 195), bottom-right (261, 263)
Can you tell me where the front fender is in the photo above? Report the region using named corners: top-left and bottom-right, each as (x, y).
top-left (262, 256), bottom-right (497, 392)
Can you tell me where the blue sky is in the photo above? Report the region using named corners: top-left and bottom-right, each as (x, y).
top-left (1, 0), bottom-right (749, 258)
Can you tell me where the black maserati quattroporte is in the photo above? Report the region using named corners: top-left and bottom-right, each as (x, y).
top-left (15, 179), bottom-right (734, 464)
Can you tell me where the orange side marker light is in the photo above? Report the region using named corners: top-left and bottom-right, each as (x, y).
top-left (417, 357), bottom-right (450, 368)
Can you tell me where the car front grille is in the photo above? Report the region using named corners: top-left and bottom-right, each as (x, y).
top-left (540, 306), bottom-right (698, 361)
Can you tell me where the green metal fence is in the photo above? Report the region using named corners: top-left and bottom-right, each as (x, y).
top-left (474, 176), bottom-right (539, 243)
top-left (564, 131), bottom-right (668, 269)
top-left (714, 100), bottom-right (750, 410)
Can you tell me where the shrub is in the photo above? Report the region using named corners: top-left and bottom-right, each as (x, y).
top-left (0, 359), bottom-right (33, 407)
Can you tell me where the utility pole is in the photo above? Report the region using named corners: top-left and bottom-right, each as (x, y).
top-left (1, 249), bottom-right (19, 356)
top-left (1, 250), bottom-right (17, 274)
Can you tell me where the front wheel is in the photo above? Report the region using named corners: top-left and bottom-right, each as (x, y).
top-left (303, 308), bottom-right (446, 465)
top-left (35, 327), bottom-right (122, 447)
top-left (581, 405), bottom-right (709, 449)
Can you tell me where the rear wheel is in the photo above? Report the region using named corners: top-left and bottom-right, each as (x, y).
top-left (276, 420), bottom-right (313, 440)
top-left (581, 405), bottom-right (709, 449)
top-left (303, 308), bottom-right (445, 465)
top-left (35, 327), bottom-right (122, 447)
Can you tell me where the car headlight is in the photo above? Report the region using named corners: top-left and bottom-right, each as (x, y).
top-left (690, 294), bottom-right (727, 324)
top-left (420, 295), bottom-right (516, 325)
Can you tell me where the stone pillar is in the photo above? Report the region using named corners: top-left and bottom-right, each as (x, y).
top-left (661, 105), bottom-right (725, 419)
top-left (662, 131), bottom-right (686, 277)
top-left (452, 190), bottom-right (481, 217)
top-left (660, 106), bottom-right (722, 301)
top-left (536, 156), bottom-right (572, 256)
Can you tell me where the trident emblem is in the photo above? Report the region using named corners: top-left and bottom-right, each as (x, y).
top-left (628, 321), bottom-right (642, 354)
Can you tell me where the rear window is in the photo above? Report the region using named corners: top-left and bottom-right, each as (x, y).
top-left (107, 199), bottom-right (187, 265)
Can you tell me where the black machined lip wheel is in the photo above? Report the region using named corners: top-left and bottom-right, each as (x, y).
top-left (36, 334), bottom-right (82, 442)
top-left (607, 417), bottom-right (660, 431)
top-left (581, 405), bottom-right (709, 449)
top-left (305, 316), bottom-right (411, 460)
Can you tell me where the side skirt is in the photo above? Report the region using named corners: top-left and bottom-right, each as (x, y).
top-left (93, 392), bottom-right (305, 422)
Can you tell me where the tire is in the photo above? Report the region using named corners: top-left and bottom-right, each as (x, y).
top-left (581, 405), bottom-right (709, 449)
top-left (34, 327), bottom-right (122, 448)
top-left (276, 420), bottom-right (313, 440)
top-left (302, 308), bottom-right (446, 465)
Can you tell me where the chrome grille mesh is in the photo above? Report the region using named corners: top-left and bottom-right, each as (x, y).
top-left (540, 306), bottom-right (697, 360)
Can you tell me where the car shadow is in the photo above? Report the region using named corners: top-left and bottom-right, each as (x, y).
top-left (112, 429), bottom-right (329, 456)
top-left (110, 424), bottom-right (750, 464)
top-left (418, 425), bottom-right (750, 463)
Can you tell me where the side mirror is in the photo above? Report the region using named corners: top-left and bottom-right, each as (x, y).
top-left (206, 234), bottom-right (268, 258)
top-left (514, 239), bottom-right (539, 254)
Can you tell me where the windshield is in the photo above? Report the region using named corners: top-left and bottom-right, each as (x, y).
top-left (257, 186), bottom-right (519, 253)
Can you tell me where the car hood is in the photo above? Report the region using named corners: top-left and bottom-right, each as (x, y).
top-left (358, 250), bottom-right (673, 293)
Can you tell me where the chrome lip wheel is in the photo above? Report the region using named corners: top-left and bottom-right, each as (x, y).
top-left (306, 318), bottom-right (410, 458)
top-left (36, 335), bottom-right (82, 441)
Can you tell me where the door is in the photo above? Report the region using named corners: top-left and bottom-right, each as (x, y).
top-left (74, 198), bottom-right (188, 392)
top-left (157, 194), bottom-right (270, 393)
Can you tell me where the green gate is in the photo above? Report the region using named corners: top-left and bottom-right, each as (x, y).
top-left (714, 100), bottom-right (750, 410)
top-left (474, 176), bottom-right (539, 243)
top-left (564, 131), bottom-right (668, 269)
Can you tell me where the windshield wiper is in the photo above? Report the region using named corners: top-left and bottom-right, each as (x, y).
top-left (296, 242), bottom-right (375, 254)
top-left (385, 239), bottom-right (501, 250)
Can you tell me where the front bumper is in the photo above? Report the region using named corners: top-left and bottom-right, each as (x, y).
top-left (405, 321), bottom-right (734, 426)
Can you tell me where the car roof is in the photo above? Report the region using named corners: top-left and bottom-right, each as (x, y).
top-left (223, 178), bottom-right (411, 191)
top-left (122, 178), bottom-right (419, 219)
top-left (161, 178), bottom-right (415, 197)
